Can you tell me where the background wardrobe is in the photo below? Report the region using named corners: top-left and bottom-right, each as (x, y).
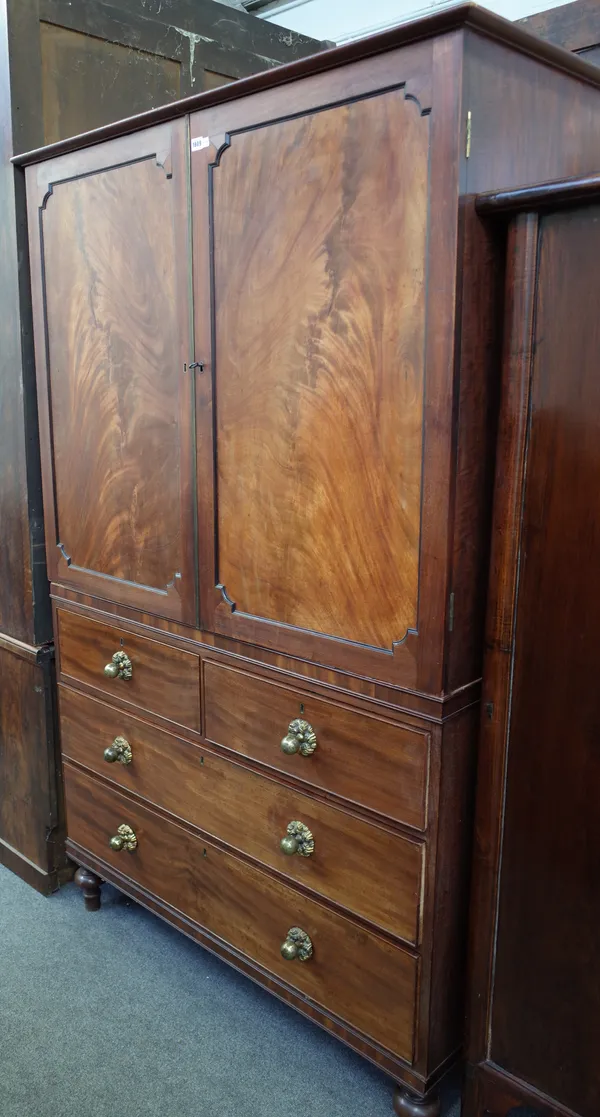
top-left (0, 0), bottom-right (322, 895)
top-left (465, 174), bottom-right (600, 1117)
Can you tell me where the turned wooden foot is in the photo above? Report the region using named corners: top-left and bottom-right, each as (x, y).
top-left (74, 867), bottom-right (102, 912)
top-left (393, 1085), bottom-right (440, 1117)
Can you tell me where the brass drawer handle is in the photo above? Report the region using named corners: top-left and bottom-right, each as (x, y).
top-left (109, 824), bottom-right (137, 852)
top-left (280, 927), bottom-right (313, 962)
top-left (103, 736), bottom-right (132, 765)
top-left (280, 719), bottom-right (317, 757)
top-left (104, 651), bottom-right (132, 680)
top-left (280, 821), bottom-right (314, 857)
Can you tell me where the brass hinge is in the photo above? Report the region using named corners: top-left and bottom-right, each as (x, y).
top-left (448, 591), bottom-right (455, 632)
top-left (465, 110), bottom-right (472, 159)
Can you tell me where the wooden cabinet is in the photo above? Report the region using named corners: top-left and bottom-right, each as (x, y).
top-left (464, 177), bottom-right (600, 1117)
top-left (20, 6), bottom-right (600, 1113)
top-left (0, 0), bottom-right (322, 893)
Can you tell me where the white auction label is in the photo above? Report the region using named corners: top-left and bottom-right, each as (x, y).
top-left (191, 136), bottom-right (210, 152)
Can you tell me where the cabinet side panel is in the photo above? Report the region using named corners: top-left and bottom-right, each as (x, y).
top-left (465, 31), bottom-right (600, 194)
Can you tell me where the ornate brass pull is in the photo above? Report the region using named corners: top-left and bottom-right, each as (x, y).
top-left (280, 927), bottom-right (313, 962)
top-left (280, 821), bottom-right (314, 857)
top-left (104, 651), bottom-right (133, 680)
top-left (103, 736), bottom-right (132, 765)
top-left (109, 824), bottom-right (137, 852)
top-left (280, 719), bottom-right (317, 757)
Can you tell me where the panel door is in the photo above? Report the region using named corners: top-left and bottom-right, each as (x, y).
top-left (191, 72), bottom-right (432, 682)
top-left (27, 122), bottom-right (196, 623)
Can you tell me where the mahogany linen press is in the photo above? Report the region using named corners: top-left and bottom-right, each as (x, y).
top-left (16, 5), bottom-right (600, 1113)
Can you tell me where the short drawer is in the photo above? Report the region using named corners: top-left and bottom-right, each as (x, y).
top-left (60, 688), bottom-right (423, 943)
top-left (56, 609), bottom-right (200, 731)
top-left (204, 662), bottom-right (428, 829)
top-left (65, 763), bottom-right (418, 1062)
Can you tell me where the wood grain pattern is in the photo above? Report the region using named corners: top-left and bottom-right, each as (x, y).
top-left (40, 143), bottom-right (189, 602)
top-left (56, 608), bottom-right (200, 731)
top-left (211, 88), bottom-right (429, 649)
top-left (65, 762), bottom-right (418, 1062)
top-left (203, 661), bottom-right (429, 830)
top-left (60, 686), bottom-right (423, 943)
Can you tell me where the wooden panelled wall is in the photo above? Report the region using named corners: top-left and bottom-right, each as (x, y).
top-left (0, 0), bottom-right (323, 894)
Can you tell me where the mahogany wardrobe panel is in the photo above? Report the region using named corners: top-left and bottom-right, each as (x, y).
top-left (464, 176), bottom-right (600, 1117)
top-left (18, 6), bottom-right (600, 1113)
top-left (0, 0), bottom-right (322, 895)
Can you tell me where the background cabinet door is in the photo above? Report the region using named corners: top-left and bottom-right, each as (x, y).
top-left (28, 122), bottom-right (196, 624)
top-left (193, 81), bottom-right (430, 680)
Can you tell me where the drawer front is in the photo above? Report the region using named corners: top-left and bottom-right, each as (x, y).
top-left (204, 662), bottom-right (428, 829)
top-left (57, 609), bottom-right (200, 731)
top-left (60, 688), bottom-right (423, 943)
top-left (65, 763), bottom-right (417, 1061)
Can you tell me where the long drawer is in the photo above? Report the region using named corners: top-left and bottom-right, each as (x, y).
top-left (203, 661), bottom-right (429, 829)
top-left (56, 609), bottom-right (200, 731)
top-left (60, 687), bottom-right (424, 943)
top-left (65, 764), bottom-right (418, 1061)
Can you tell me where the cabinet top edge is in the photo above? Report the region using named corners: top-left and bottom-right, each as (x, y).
top-left (476, 171), bottom-right (600, 215)
top-left (13, 2), bottom-right (600, 170)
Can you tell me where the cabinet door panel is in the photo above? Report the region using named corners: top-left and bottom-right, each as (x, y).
top-left (28, 123), bottom-right (196, 623)
top-left (193, 84), bottom-right (430, 675)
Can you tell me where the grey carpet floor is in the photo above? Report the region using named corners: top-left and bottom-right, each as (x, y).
top-left (0, 864), bottom-right (461, 1117)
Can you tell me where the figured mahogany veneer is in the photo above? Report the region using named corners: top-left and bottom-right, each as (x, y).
top-left (42, 158), bottom-right (185, 593)
top-left (65, 763), bottom-right (418, 1063)
top-left (21, 6), bottom-right (600, 1112)
top-left (60, 687), bottom-right (424, 943)
top-left (56, 609), bottom-right (200, 731)
top-left (203, 661), bottom-right (429, 831)
top-left (211, 87), bottom-right (427, 652)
